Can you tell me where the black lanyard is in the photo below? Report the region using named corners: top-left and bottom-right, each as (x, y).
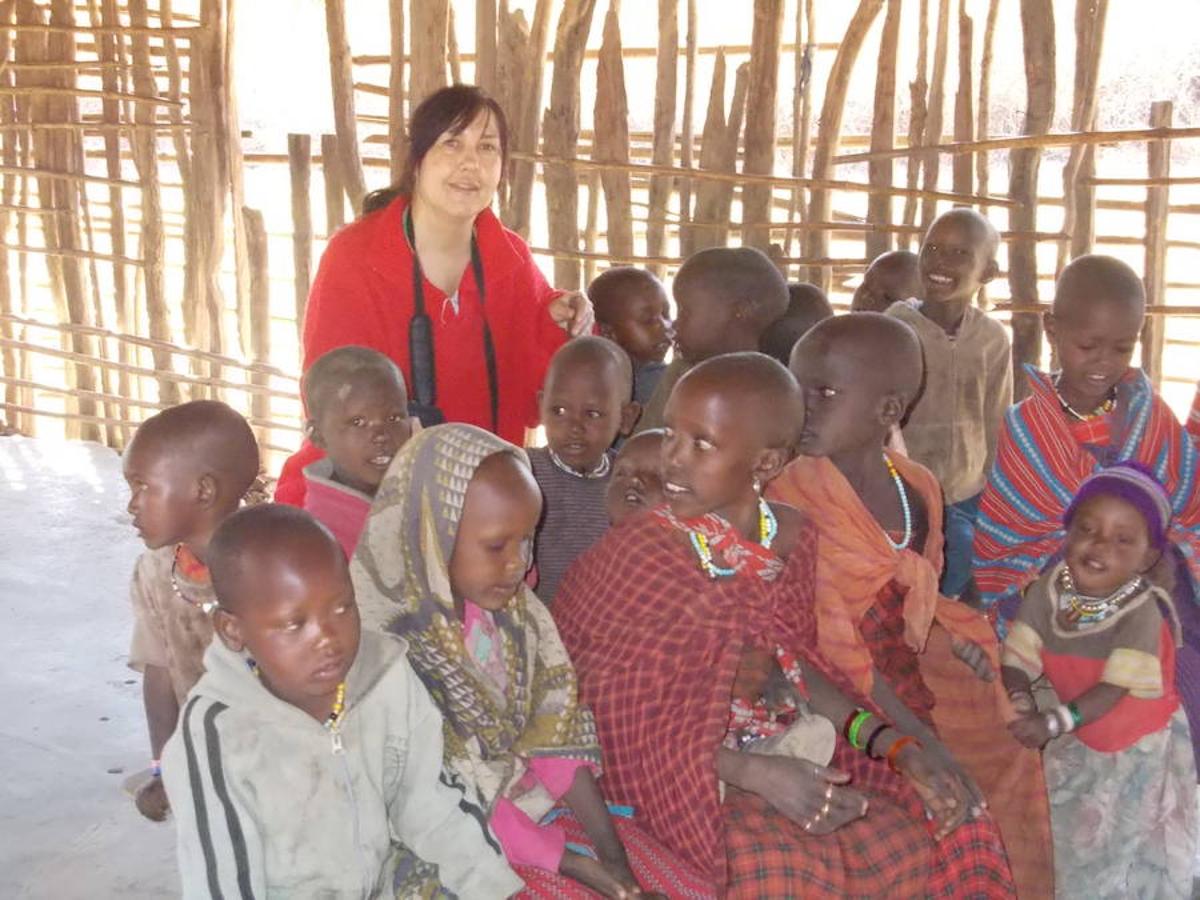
top-left (404, 207), bottom-right (499, 432)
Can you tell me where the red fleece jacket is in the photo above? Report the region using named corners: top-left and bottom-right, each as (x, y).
top-left (276, 195), bottom-right (566, 505)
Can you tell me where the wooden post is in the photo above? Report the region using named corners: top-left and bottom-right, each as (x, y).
top-left (784, 0), bottom-right (811, 258)
top-left (321, 133), bottom-right (345, 234)
top-left (447, 2), bottom-right (462, 85)
top-left (542, 0), bottom-right (598, 288)
top-left (645, 0), bottom-right (677, 278)
top-left (976, 0), bottom-right (999, 206)
top-left (865, 0), bottom-right (902, 262)
top-left (223, 0), bottom-right (252, 358)
top-left (684, 54), bottom-right (748, 255)
top-left (1060, 0), bottom-right (1108, 269)
top-left (804, 0), bottom-right (884, 289)
top-left (243, 206), bottom-right (271, 443)
top-left (0, 0), bottom-right (20, 433)
top-left (900, 0), bottom-right (929, 249)
top-left (1008, 0), bottom-right (1055, 397)
top-left (741, 0), bottom-right (786, 251)
top-left (476, 0), bottom-right (498, 92)
top-left (1142, 100), bottom-right (1171, 388)
top-left (501, 0), bottom-right (550, 237)
top-left (388, 0), bottom-right (406, 184)
top-left (677, 0), bottom-right (697, 231)
top-left (324, 0), bottom-right (367, 214)
top-left (918, 0), bottom-right (950, 230)
top-left (583, 171), bottom-right (601, 285)
top-left (951, 0), bottom-right (973, 198)
top-left (410, 0), bottom-right (449, 108)
top-left (288, 134), bottom-right (313, 337)
top-left (593, 4), bottom-right (632, 260)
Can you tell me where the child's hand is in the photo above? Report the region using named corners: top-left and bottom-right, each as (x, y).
top-left (893, 744), bottom-right (978, 840)
top-left (949, 636), bottom-right (995, 682)
top-left (1007, 713), bottom-right (1052, 749)
top-left (746, 755), bottom-right (869, 835)
top-left (134, 777), bottom-right (170, 822)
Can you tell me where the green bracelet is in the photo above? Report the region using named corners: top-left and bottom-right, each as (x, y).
top-left (847, 710), bottom-right (873, 749)
top-left (1067, 702), bottom-right (1083, 729)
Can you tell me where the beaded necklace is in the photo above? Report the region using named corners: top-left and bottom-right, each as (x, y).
top-left (246, 659), bottom-right (347, 753)
top-left (1052, 372), bottom-right (1117, 422)
top-left (170, 543), bottom-right (217, 614)
top-left (548, 447), bottom-right (611, 480)
top-left (1057, 565), bottom-right (1144, 627)
top-left (688, 497), bottom-right (777, 579)
top-left (882, 454), bottom-right (913, 552)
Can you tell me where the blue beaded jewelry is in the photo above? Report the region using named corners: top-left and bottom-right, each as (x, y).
top-left (883, 454), bottom-right (913, 552)
top-left (689, 498), bottom-right (777, 579)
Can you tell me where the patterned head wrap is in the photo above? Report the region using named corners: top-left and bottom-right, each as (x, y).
top-left (1064, 461), bottom-right (1173, 549)
top-left (350, 423), bottom-right (600, 818)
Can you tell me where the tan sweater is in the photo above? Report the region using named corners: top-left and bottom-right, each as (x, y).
top-left (887, 300), bottom-right (1012, 504)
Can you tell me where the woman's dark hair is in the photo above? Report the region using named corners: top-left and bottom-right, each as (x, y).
top-left (362, 84), bottom-right (509, 216)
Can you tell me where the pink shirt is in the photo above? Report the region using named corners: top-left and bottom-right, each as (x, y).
top-left (301, 459), bottom-right (372, 560)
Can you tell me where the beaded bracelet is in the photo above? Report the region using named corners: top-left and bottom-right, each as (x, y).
top-left (150, 759), bottom-right (162, 778)
top-left (886, 735), bottom-right (919, 773)
top-left (845, 710), bottom-right (873, 749)
top-left (864, 723), bottom-right (891, 760)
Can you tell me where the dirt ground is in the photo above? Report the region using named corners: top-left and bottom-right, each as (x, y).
top-left (0, 436), bottom-right (177, 899)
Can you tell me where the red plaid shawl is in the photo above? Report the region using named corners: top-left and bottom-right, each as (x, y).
top-left (555, 512), bottom-right (1014, 896)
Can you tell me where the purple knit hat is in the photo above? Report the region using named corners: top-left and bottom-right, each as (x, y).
top-left (1064, 461), bottom-right (1172, 549)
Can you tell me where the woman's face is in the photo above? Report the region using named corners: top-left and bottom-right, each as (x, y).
top-left (413, 109), bottom-right (503, 223)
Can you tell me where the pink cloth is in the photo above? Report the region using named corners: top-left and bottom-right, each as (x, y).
top-left (302, 461), bottom-right (372, 560)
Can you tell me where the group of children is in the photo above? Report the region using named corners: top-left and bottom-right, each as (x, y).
top-left (119, 204), bottom-right (1200, 898)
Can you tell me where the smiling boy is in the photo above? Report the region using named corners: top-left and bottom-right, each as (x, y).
top-left (887, 208), bottom-right (1011, 598)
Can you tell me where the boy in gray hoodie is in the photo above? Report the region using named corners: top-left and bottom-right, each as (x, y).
top-left (162, 504), bottom-right (522, 898)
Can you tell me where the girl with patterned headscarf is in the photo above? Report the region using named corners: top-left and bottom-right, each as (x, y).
top-left (351, 423), bottom-right (712, 899)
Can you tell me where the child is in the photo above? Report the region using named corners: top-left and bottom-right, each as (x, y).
top-left (768, 315), bottom-right (1051, 897)
top-left (973, 254), bottom-right (1200, 769)
top-left (852, 250), bottom-right (921, 313)
top-left (123, 400), bottom-right (258, 823)
top-left (163, 504), bottom-right (522, 898)
top-left (635, 246), bottom-right (789, 433)
top-left (1002, 464), bottom-right (1196, 898)
top-left (887, 208), bottom-right (1011, 598)
top-left (301, 345), bottom-right (415, 558)
top-left (350, 423), bottom-right (709, 898)
top-left (758, 282), bottom-right (834, 367)
top-left (590, 266), bottom-right (674, 408)
top-left (555, 353), bottom-right (1014, 896)
top-left (605, 429), bottom-right (665, 526)
top-left (528, 336), bottom-right (640, 604)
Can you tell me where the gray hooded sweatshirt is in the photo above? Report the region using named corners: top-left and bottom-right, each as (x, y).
top-left (162, 630), bottom-right (524, 899)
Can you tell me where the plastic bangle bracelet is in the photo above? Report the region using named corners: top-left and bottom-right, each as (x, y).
top-left (150, 759), bottom-right (162, 778)
top-left (1044, 711), bottom-right (1061, 739)
top-left (1056, 705), bottom-right (1076, 735)
top-left (842, 708), bottom-right (866, 741)
top-left (864, 722), bottom-right (891, 760)
top-left (847, 711), bottom-right (873, 749)
top-left (1067, 702), bottom-right (1083, 730)
top-left (886, 735), bottom-right (919, 773)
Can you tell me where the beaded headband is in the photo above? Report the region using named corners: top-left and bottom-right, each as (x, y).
top-left (1064, 461), bottom-right (1172, 549)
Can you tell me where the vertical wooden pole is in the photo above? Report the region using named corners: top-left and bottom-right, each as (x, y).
top-left (1008, 0), bottom-right (1055, 396)
top-left (866, 0), bottom-right (902, 262)
top-left (410, 0), bottom-right (450, 108)
top-left (685, 54), bottom-right (748, 256)
top-left (918, 0), bottom-right (950, 230)
top-left (741, 0), bottom-right (786, 251)
top-left (476, 0), bottom-right (498, 92)
top-left (645, 0), bottom-right (677, 278)
top-left (1142, 101), bottom-right (1171, 388)
top-left (502, 0), bottom-right (550, 237)
top-left (976, 0), bottom-right (999, 207)
top-left (325, 0), bottom-right (367, 214)
top-left (388, 0), bottom-right (406, 184)
top-left (677, 0), bottom-right (697, 233)
top-left (447, 2), bottom-right (463, 85)
top-left (899, 0), bottom-right (929, 250)
top-left (542, 0), bottom-right (598, 288)
top-left (583, 171), bottom-right (601, 285)
top-left (784, 0), bottom-right (809, 258)
top-left (1061, 0), bottom-right (1108, 269)
top-left (951, 1), bottom-right (973, 198)
top-left (243, 206), bottom-right (271, 443)
top-left (322, 133), bottom-right (346, 235)
top-left (804, 0), bottom-right (885, 289)
top-left (593, 3), bottom-right (632, 260)
top-left (0, 0), bottom-right (20, 433)
top-left (288, 134), bottom-right (313, 337)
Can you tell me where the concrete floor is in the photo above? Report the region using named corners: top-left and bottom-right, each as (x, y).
top-left (0, 436), bottom-right (177, 899)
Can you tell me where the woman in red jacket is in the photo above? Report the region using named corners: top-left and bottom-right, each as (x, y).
top-left (276, 85), bottom-right (592, 505)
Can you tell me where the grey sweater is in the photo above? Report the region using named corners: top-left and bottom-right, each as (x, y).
top-left (163, 630), bottom-right (523, 899)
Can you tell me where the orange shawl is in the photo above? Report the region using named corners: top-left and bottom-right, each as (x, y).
top-left (768, 452), bottom-right (998, 696)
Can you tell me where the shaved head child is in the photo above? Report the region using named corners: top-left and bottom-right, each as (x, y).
top-left (886, 207), bottom-right (1012, 598)
top-left (974, 253), bottom-right (1200, 777)
top-left (162, 504), bottom-right (522, 897)
top-left (605, 429), bottom-right (666, 525)
top-left (852, 250), bottom-right (921, 314)
top-left (635, 245), bottom-right (789, 433)
top-left (759, 282), bottom-right (835, 367)
top-left (122, 400), bottom-right (258, 822)
top-left (589, 266), bottom-right (674, 408)
top-left (301, 345), bottom-right (415, 558)
top-left (530, 336), bottom-right (639, 604)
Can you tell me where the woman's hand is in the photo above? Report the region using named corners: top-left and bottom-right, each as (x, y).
top-left (1007, 712), bottom-right (1053, 749)
top-left (743, 754), bottom-right (869, 836)
top-left (548, 291), bottom-right (595, 336)
top-left (892, 743), bottom-right (979, 840)
top-left (949, 636), bottom-right (995, 682)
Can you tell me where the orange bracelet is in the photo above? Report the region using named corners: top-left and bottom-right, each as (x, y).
top-left (886, 735), bottom-right (919, 773)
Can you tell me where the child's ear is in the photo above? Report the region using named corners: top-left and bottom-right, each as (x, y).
top-left (618, 401), bottom-right (642, 437)
top-left (213, 608), bottom-right (246, 652)
top-left (1042, 311), bottom-right (1058, 344)
top-left (597, 322), bottom-right (616, 341)
top-left (307, 418), bottom-right (326, 450)
top-left (878, 392), bottom-right (906, 428)
top-left (753, 445), bottom-right (791, 487)
top-left (980, 258), bottom-right (999, 285)
top-left (196, 473), bottom-right (217, 508)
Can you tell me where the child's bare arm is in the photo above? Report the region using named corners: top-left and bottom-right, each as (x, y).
top-left (561, 767), bottom-right (655, 898)
top-left (1070, 682), bottom-right (1128, 724)
top-left (135, 665), bottom-right (178, 821)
